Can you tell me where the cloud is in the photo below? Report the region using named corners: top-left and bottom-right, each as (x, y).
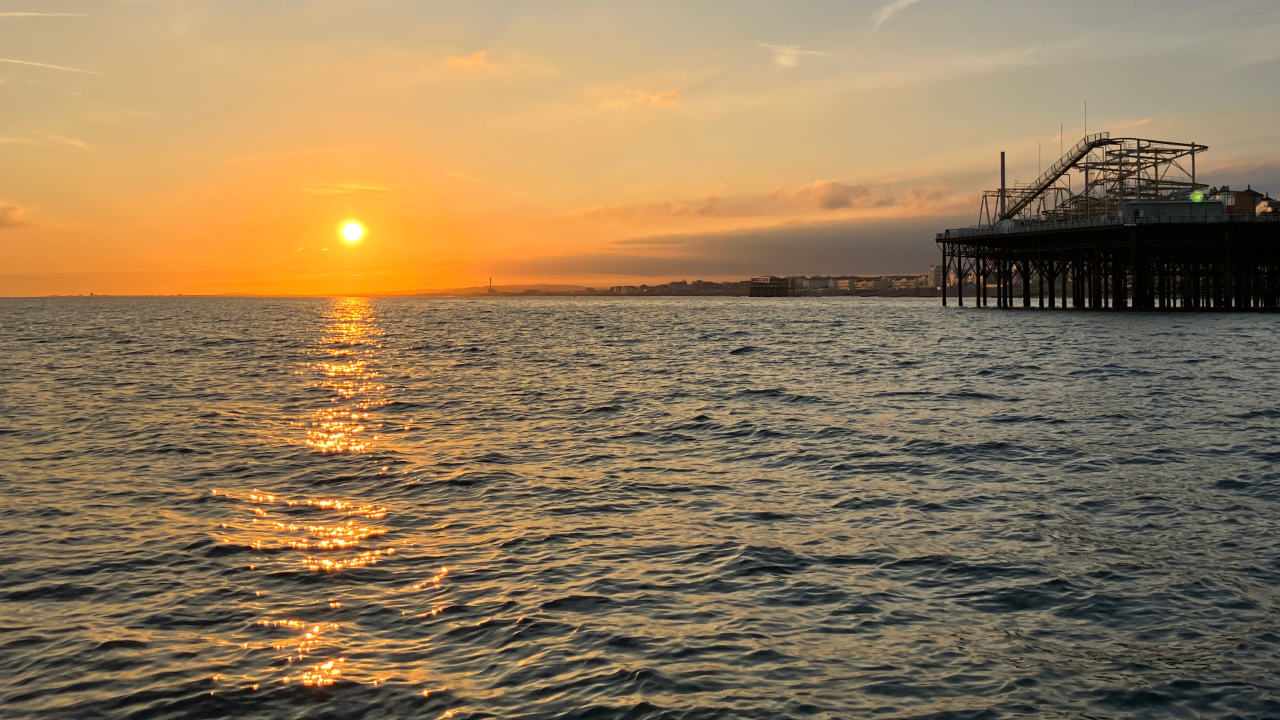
top-left (0, 57), bottom-right (100, 74)
top-left (345, 49), bottom-right (551, 85)
top-left (847, 45), bottom-right (1046, 91)
top-left (441, 50), bottom-right (494, 73)
top-left (0, 12), bottom-right (86, 17)
top-left (0, 199), bottom-right (26, 228)
top-left (872, 0), bottom-right (925, 31)
top-left (501, 215), bottom-right (963, 279)
top-left (759, 43), bottom-right (826, 69)
top-left (37, 132), bottom-right (88, 148)
top-left (797, 180), bottom-right (876, 210)
top-left (0, 132), bottom-right (88, 148)
top-left (300, 183), bottom-right (393, 196)
top-left (442, 169), bottom-right (482, 183)
top-left (579, 180), bottom-right (888, 220)
top-left (1200, 156), bottom-right (1280, 196)
top-left (1111, 117), bottom-right (1155, 131)
top-left (600, 89), bottom-right (681, 110)
top-left (225, 144), bottom-right (369, 165)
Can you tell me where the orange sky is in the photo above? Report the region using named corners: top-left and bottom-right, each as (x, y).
top-left (2, 1), bottom-right (1279, 295)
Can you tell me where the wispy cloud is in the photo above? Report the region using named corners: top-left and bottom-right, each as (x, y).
top-left (872, 0), bottom-right (925, 31)
top-left (759, 43), bottom-right (826, 69)
top-left (301, 183), bottom-right (393, 196)
top-left (37, 132), bottom-right (88, 148)
top-left (600, 89), bottom-right (681, 111)
top-left (1112, 117), bottom-right (1155, 131)
top-left (226, 144), bottom-right (369, 165)
top-left (437, 50), bottom-right (553, 79)
top-left (0, 57), bottom-right (101, 75)
top-left (0, 132), bottom-right (87, 148)
top-left (576, 177), bottom-right (969, 226)
top-left (578, 180), bottom-right (885, 220)
top-left (0, 12), bottom-right (87, 17)
top-left (0, 199), bottom-right (26, 228)
top-left (441, 50), bottom-right (494, 73)
top-left (849, 45), bottom-right (1046, 90)
top-left (442, 169), bottom-right (482, 183)
top-left (341, 49), bottom-right (552, 85)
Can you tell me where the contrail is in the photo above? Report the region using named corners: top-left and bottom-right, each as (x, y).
top-left (872, 0), bottom-right (924, 31)
top-left (0, 57), bottom-right (101, 74)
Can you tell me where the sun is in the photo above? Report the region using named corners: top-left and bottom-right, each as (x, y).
top-left (341, 221), bottom-right (365, 243)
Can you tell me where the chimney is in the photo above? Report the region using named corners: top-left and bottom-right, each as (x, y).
top-left (1000, 151), bottom-right (1006, 219)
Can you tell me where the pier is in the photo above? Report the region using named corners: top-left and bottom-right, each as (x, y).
top-left (937, 134), bottom-right (1280, 310)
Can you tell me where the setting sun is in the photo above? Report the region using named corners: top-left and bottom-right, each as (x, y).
top-left (341, 221), bottom-right (365, 243)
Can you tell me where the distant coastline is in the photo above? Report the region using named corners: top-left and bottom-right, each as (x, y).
top-left (21, 273), bottom-right (948, 299)
top-left (26, 288), bottom-right (945, 299)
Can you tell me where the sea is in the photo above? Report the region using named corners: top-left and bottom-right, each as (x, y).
top-left (2, 296), bottom-right (1279, 720)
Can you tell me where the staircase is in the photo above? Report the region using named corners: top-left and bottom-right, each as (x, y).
top-left (1000, 132), bottom-right (1114, 220)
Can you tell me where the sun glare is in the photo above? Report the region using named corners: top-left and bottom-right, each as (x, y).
top-left (341, 221), bottom-right (365, 243)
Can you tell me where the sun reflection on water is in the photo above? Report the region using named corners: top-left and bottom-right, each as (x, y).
top-left (213, 488), bottom-right (396, 571)
top-left (206, 298), bottom-right (456, 695)
top-left (305, 297), bottom-right (387, 454)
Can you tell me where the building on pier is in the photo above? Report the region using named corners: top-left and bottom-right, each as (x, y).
top-left (936, 133), bottom-right (1280, 310)
top-left (1207, 185), bottom-right (1271, 215)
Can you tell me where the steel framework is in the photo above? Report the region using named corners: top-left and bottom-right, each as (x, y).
top-left (936, 133), bottom-right (1280, 312)
top-left (976, 133), bottom-right (1209, 226)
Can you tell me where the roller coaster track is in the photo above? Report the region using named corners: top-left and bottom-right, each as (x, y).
top-left (1000, 132), bottom-right (1116, 221)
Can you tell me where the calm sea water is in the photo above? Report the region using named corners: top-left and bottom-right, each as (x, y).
top-left (2, 296), bottom-right (1279, 719)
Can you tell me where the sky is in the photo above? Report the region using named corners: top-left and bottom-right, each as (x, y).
top-left (1, 0), bottom-right (1279, 295)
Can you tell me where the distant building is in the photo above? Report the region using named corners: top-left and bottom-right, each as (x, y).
top-left (749, 276), bottom-right (791, 297)
top-left (928, 265), bottom-right (944, 289)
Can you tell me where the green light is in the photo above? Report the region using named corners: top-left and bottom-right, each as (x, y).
top-left (1190, 190), bottom-right (1205, 203)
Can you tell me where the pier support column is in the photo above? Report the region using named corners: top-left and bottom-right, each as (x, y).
top-left (941, 250), bottom-right (948, 307)
top-left (975, 259), bottom-right (982, 307)
top-left (1114, 240), bottom-right (1129, 311)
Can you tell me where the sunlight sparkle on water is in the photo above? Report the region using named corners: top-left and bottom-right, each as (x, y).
top-left (200, 299), bottom-right (455, 694)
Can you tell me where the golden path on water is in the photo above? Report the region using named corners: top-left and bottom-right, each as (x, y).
top-left (305, 297), bottom-right (388, 454)
top-left (205, 299), bottom-right (453, 694)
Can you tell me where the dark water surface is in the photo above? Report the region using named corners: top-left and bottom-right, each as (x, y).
top-left (3, 296), bottom-right (1280, 719)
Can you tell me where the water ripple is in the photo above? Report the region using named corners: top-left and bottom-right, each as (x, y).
top-left (2, 296), bottom-right (1280, 719)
